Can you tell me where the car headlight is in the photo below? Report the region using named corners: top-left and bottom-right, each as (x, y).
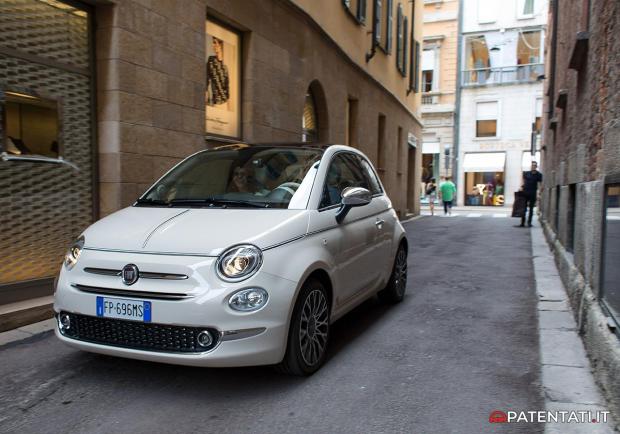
top-left (228, 288), bottom-right (269, 312)
top-left (216, 244), bottom-right (263, 281)
top-left (64, 236), bottom-right (84, 270)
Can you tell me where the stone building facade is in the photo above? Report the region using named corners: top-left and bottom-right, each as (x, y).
top-left (420, 0), bottom-right (459, 200)
top-left (100, 0), bottom-right (425, 218)
top-left (456, 0), bottom-right (547, 207)
top-left (541, 0), bottom-right (620, 419)
top-left (0, 0), bottom-right (423, 313)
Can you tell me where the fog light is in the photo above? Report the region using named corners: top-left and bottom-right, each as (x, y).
top-left (228, 287), bottom-right (269, 312)
top-left (59, 313), bottom-right (71, 331)
top-left (196, 330), bottom-right (213, 348)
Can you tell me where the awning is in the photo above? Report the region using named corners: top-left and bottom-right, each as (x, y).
top-left (522, 151), bottom-right (541, 171)
top-left (463, 152), bottom-right (506, 172)
top-left (423, 142), bottom-right (440, 154)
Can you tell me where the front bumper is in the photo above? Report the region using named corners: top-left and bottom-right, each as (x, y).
top-left (53, 249), bottom-right (297, 367)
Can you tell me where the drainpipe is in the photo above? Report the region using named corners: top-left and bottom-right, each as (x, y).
top-left (452, 0), bottom-right (464, 202)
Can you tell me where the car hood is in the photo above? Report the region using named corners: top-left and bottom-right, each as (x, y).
top-left (83, 206), bottom-right (310, 256)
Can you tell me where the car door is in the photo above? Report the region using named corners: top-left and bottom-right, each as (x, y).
top-left (357, 155), bottom-right (394, 281)
top-left (308, 152), bottom-right (384, 308)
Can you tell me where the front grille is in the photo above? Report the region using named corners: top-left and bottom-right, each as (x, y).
top-left (59, 313), bottom-right (219, 353)
top-left (72, 283), bottom-right (193, 300)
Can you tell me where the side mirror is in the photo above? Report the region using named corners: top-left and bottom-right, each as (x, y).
top-left (336, 187), bottom-right (372, 223)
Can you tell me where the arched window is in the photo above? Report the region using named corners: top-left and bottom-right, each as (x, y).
top-left (302, 91), bottom-right (318, 142)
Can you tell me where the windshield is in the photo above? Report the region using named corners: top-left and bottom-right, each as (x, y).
top-left (138, 146), bottom-right (323, 209)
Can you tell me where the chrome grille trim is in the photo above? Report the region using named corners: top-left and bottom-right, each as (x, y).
top-left (83, 267), bottom-right (188, 280)
top-left (83, 267), bottom-right (120, 276)
top-left (72, 283), bottom-right (193, 300)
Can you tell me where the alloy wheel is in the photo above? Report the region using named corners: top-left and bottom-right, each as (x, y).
top-left (298, 289), bottom-right (329, 366)
top-left (394, 248), bottom-right (408, 297)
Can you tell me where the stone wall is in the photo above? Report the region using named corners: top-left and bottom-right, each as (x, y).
top-left (96, 0), bottom-right (208, 216)
top-left (540, 0), bottom-right (620, 421)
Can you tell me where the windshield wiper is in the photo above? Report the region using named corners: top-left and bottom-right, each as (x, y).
top-left (135, 198), bottom-right (170, 207)
top-left (169, 198), bottom-right (271, 208)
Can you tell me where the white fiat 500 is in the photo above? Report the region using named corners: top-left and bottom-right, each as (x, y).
top-left (55, 144), bottom-right (408, 375)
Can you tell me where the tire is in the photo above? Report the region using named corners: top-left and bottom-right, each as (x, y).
top-left (277, 278), bottom-right (330, 376)
top-left (378, 243), bottom-right (408, 304)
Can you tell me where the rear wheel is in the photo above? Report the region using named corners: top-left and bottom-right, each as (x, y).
top-left (378, 243), bottom-right (408, 303)
top-left (277, 278), bottom-right (330, 376)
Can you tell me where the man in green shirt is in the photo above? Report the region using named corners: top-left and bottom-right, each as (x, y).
top-left (439, 177), bottom-right (457, 216)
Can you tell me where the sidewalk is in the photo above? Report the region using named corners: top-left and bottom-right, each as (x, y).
top-left (531, 217), bottom-right (616, 433)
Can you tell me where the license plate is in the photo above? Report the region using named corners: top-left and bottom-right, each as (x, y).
top-left (96, 296), bottom-right (151, 322)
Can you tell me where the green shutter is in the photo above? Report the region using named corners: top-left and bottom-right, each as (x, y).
top-left (358, 0), bottom-right (367, 23)
top-left (386, 0), bottom-right (393, 53)
top-left (402, 16), bottom-right (408, 76)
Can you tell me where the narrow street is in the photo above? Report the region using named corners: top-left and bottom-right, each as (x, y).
top-left (0, 216), bottom-right (544, 434)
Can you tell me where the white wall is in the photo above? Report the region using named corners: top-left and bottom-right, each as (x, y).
top-left (462, 0), bottom-right (548, 33)
top-left (457, 82), bottom-right (543, 206)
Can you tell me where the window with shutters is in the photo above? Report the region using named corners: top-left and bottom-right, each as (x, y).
top-left (380, 0), bottom-right (393, 53)
top-left (396, 4), bottom-right (405, 74)
top-left (342, 0), bottom-right (367, 24)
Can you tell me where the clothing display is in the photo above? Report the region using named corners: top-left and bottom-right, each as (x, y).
top-left (207, 56), bottom-right (230, 105)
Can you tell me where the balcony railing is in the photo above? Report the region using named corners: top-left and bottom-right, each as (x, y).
top-left (422, 92), bottom-right (440, 104)
top-left (462, 64), bottom-right (544, 86)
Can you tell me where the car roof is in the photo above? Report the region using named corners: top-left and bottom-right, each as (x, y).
top-left (208, 143), bottom-right (367, 158)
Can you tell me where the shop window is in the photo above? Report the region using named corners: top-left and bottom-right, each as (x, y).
top-left (345, 98), bottom-right (358, 147)
top-left (343, 0), bottom-right (367, 24)
top-left (2, 91), bottom-right (59, 158)
top-left (601, 184), bottom-right (620, 323)
top-left (302, 91), bottom-right (318, 143)
top-left (465, 172), bottom-right (505, 206)
top-left (206, 20), bottom-right (241, 139)
top-left (476, 101), bottom-right (498, 138)
top-left (477, 0), bottom-right (497, 23)
top-left (517, 31), bottom-right (542, 65)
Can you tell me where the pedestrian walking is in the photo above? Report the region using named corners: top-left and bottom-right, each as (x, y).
top-left (426, 178), bottom-right (437, 216)
top-left (439, 176), bottom-right (456, 216)
top-left (519, 161), bottom-right (543, 227)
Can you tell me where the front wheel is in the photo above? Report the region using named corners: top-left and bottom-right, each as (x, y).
top-left (277, 279), bottom-right (330, 376)
top-left (378, 243), bottom-right (408, 303)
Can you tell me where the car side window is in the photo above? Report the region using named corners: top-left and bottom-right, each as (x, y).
top-left (358, 157), bottom-right (383, 195)
top-left (320, 153), bottom-right (370, 208)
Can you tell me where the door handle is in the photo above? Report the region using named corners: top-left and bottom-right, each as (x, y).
top-left (375, 219), bottom-right (385, 229)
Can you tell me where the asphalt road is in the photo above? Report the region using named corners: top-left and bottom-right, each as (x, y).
top-left (0, 216), bottom-right (544, 433)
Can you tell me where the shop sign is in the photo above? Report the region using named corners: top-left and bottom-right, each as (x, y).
top-left (478, 140), bottom-right (528, 151)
